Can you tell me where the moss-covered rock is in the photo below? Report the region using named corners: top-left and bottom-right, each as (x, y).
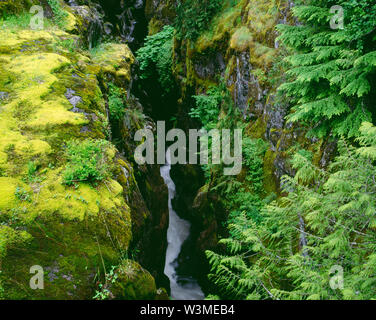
top-left (0, 3), bottom-right (157, 300)
top-left (145, 0), bottom-right (176, 35)
top-left (90, 42), bottom-right (134, 88)
top-left (109, 259), bottom-right (157, 300)
top-left (0, 0), bottom-right (38, 16)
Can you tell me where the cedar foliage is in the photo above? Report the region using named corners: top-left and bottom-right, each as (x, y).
top-left (277, 0), bottom-right (376, 138)
top-left (205, 0), bottom-right (376, 299)
top-left (207, 122), bottom-right (376, 300)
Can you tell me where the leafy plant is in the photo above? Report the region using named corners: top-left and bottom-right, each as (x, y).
top-left (15, 186), bottom-right (31, 202)
top-left (136, 25), bottom-right (175, 95)
top-left (60, 39), bottom-right (78, 53)
top-left (63, 139), bottom-right (111, 185)
top-left (189, 85), bottom-right (222, 130)
top-left (93, 266), bottom-right (118, 300)
top-left (175, 0), bottom-right (223, 40)
top-left (26, 160), bottom-right (39, 182)
top-left (189, 82), bottom-right (241, 180)
top-left (0, 13), bottom-right (33, 29)
top-left (47, 0), bottom-right (68, 27)
top-left (108, 83), bottom-right (125, 121)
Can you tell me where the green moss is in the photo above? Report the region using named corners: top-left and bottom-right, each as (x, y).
top-left (0, 225), bottom-right (32, 259)
top-left (262, 148), bottom-right (278, 194)
top-left (0, 177), bottom-right (19, 209)
top-left (147, 17), bottom-right (164, 35)
top-left (247, 117), bottom-right (267, 139)
top-left (230, 26), bottom-right (253, 51)
top-left (90, 43), bottom-right (134, 86)
top-left (0, 4), bottom-right (153, 300)
top-left (0, 1), bottom-right (38, 17)
top-left (109, 260), bottom-right (157, 300)
top-left (195, 0), bottom-right (243, 53)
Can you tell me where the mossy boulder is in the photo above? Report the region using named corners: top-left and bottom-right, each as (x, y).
top-left (90, 42), bottom-right (134, 87)
top-left (0, 5), bottom-right (156, 299)
top-left (108, 259), bottom-right (157, 300)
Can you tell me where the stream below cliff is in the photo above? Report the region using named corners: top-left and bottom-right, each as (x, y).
top-left (160, 149), bottom-right (205, 300)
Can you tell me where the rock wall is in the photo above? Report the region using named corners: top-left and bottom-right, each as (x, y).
top-left (0, 0), bottom-right (163, 299)
top-left (67, 0), bottom-right (148, 50)
top-left (142, 0), bottom-right (338, 274)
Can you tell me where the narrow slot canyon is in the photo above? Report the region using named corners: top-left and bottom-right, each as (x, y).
top-left (1, 0), bottom-right (375, 302)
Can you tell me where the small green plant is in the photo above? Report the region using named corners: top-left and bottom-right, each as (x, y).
top-left (15, 186), bottom-right (31, 202)
top-left (108, 83), bottom-right (125, 121)
top-left (189, 85), bottom-right (222, 130)
top-left (136, 26), bottom-right (175, 95)
top-left (0, 13), bottom-right (33, 29)
top-left (47, 0), bottom-right (68, 27)
top-left (93, 266), bottom-right (118, 300)
top-left (63, 139), bottom-right (111, 185)
top-left (252, 68), bottom-right (268, 85)
top-left (60, 39), bottom-right (78, 53)
top-left (175, 0), bottom-right (223, 40)
top-left (25, 160), bottom-right (41, 183)
top-left (27, 161), bottom-right (37, 177)
top-left (76, 196), bottom-right (88, 204)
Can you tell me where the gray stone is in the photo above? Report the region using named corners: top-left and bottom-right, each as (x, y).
top-left (0, 92), bottom-right (8, 100)
top-left (65, 89), bottom-right (82, 107)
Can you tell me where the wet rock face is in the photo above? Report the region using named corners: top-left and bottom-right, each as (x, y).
top-left (320, 139), bottom-right (338, 168)
top-left (69, 3), bottom-right (104, 49)
top-left (266, 102), bottom-right (288, 146)
top-left (132, 163), bottom-right (169, 288)
top-left (231, 52), bottom-right (255, 114)
top-left (170, 164), bottom-right (205, 222)
top-left (110, 96), bottom-right (169, 288)
top-left (145, 0), bottom-right (176, 31)
top-left (96, 0), bottom-right (147, 48)
top-left (193, 52), bottom-right (226, 80)
top-left (67, 0), bottom-right (148, 50)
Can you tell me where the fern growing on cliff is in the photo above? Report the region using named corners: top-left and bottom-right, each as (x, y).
top-left (207, 122), bottom-right (376, 300)
top-left (108, 83), bottom-right (125, 121)
top-left (189, 85), bottom-right (222, 130)
top-left (277, 0), bottom-right (376, 138)
top-left (63, 139), bottom-right (111, 185)
top-left (136, 25), bottom-right (175, 95)
top-left (47, 0), bottom-right (68, 27)
top-left (175, 0), bottom-right (223, 40)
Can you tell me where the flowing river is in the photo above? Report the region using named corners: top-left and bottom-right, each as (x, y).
top-left (160, 149), bottom-right (205, 300)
